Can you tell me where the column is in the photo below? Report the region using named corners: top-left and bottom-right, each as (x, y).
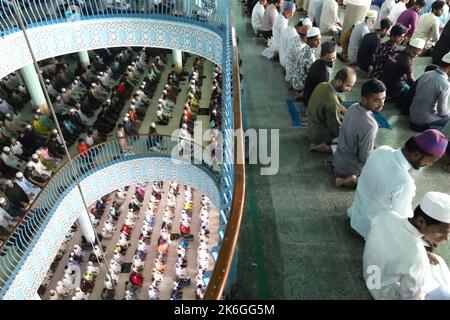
top-left (77, 210), bottom-right (96, 243)
top-left (19, 64), bottom-right (48, 114)
top-left (78, 50), bottom-right (91, 69)
top-left (342, 0), bottom-right (370, 34)
top-left (173, 49), bottom-right (183, 74)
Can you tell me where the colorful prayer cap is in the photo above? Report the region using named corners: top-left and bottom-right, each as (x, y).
top-left (415, 129), bottom-right (448, 156)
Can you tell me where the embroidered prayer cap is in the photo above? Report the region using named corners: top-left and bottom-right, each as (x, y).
top-left (307, 27), bottom-right (321, 38)
top-left (415, 129), bottom-right (448, 156)
top-left (15, 171), bottom-right (23, 178)
top-left (366, 10), bottom-right (378, 19)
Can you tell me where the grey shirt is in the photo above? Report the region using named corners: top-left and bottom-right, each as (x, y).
top-left (333, 103), bottom-right (378, 176)
top-left (409, 70), bottom-right (450, 126)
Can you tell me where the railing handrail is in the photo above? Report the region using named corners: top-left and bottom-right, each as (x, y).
top-left (0, 0), bottom-right (226, 37)
top-left (203, 0), bottom-right (245, 300)
top-left (0, 133), bottom-right (220, 256)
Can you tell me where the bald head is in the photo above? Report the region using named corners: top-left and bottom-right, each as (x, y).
top-left (333, 67), bottom-right (357, 93)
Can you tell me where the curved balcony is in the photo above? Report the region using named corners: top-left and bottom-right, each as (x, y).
top-left (0, 0), bottom-right (244, 300)
top-left (0, 134), bottom-right (222, 299)
top-left (0, 0), bottom-right (228, 78)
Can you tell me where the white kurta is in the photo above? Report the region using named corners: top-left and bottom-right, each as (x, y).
top-left (261, 13), bottom-right (288, 59)
top-left (279, 26), bottom-right (300, 68)
top-left (347, 21), bottom-right (370, 62)
top-left (251, 1), bottom-right (265, 34)
top-left (412, 12), bottom-right (441, 44)
top-left (15, 178), bottom-right (41, 198)
top-left (320, 0), bottom-right (340, 33)
top-left (348, 146), bottom-right (416, 240)
top-left (364, 212), bottom-right (450, 300)
top-left (308, 0), bottom-right (325, 25)
top-left (388, 2), bottom-right (406, 24)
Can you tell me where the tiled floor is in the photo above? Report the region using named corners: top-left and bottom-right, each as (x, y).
top-left (233, 2), bottom-right (450, 300)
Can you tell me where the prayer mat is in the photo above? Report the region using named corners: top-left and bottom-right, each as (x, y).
top-left (343, 101), bottom-right (391, 129)
top-left (197, 108), bottom-right (210, 115)
top-left (286, 100), bottom-right (305, 127)
top-left (121, 263), bottom-right (132, 273)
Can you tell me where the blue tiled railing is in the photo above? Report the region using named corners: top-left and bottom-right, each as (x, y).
top-left (0, 0), bottom-right (227, 37)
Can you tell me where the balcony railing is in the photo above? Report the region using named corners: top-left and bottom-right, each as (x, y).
top-left (0, 0), bottom-right (228, 37)
top-left (0, 134), bottom-right (221, 297)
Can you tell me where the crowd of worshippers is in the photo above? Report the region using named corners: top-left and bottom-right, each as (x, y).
top-left (43, 182), bottom-right (212, 300)
top-left (244, 0), bottom-right (450, 300)
top-left (0, 47), bottom-right (170, 241)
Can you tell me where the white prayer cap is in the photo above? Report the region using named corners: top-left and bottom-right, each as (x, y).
top-left (182, 123), bottom-right (187, 129)
top-left (32, 153), bottom-right (38, 159)
top-left (0, 197), bottom-right (5, 205)
top-left (73, 80), bottom-right (78, 84)
top-left (26, 161), bottom-right (33, 167)
top-left (142, 81), bottom-right (147, 85)
top-left (164, 84), bottom-right (169, 89)
top-left (3, 146), bottom-right (9, 152)
top-left (35, 149), bottom-right (42, 155)
top-left (150, 122), bottom-right (156, 128)
top-left (99, 72), bottom-right (104, 76)
top-left (442, 52), bottom-right (450, 64)
top-left (140, 85), bottom-right (145, 90)
top-left (301, 17), bottom-right (313, 27)
top-left (409, 38), bottom-right (426, 50)
top-left (162, 90), bottom-right (167, 94)
top-left (45, 79), bottom-right (50, 84)
top-left (158, 98), bottom-right (163, 102)
top-left (130, 105), bottom-right (135, 109)
top-left (136, 90), bottom-right (141, 95)
top-left (212, 109), bottom-right (217, 114)
top-left (70, 108), bottom-right (75, 113)
top-left (131, 98), bottom-right (136, 103)
top-left (91, 83), bottom-right (96, 87)
top-left (26, 124), bottom-right (31, 129)
top-left (366, 9), bottom-right (378, 19)
top-left (36, 108), bottom-right (42, 114)
top-left (127, 66), bottom-right (132, 70)
top-left (307, 27), bottom-right (321, 38)
top-left (125, 112), bottom-right (129, 117)
top-left (61, 88), bottom-right (66, 93)
top-left (96, 75), bottom-right (101, 79)
top-left (5, 113), bottom-right (10, 118)
top-left (15, 171), bottom-right (23, 178)
top-left (184, 102), bottom-right (189, 107)
top-left (190, 79), bottom-right (195, 83)
top-left (56, 96), bottom-right (61, 101)
top-left (106, 99), bottom-right (111, 103)
top-left (420, 192), bottom-right (450, 223)
top-left (52, 129), bottom-right (58, 135)
top-left (124, 117), bottom-right (129, 122)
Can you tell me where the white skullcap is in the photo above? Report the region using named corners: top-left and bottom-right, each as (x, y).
top-left (158, 98), bottom-right (163, 102)
top-left (26, 124), bottom-right (31, 129)
top-left (45, 79), bottom-right (50, 84)
top-left (162, 90), bottom-right (167, 94)
top-left (32, 153), bottom-right (38, 159)
top-left (140, 85), bottom-right (145, 89)
top-left (33, 114), bottom-right (39, 120)
top-left (0, 197), bottom-right (5, 205)
top-left (56, 96), bottom-right (61, 101)
top-left (301, 17), bottom-right (313, 27)
top-left (150, 122), bottom-right (156, 128)
top-left (52, 129), bottom-right (58, 134)
top-left (366, 9), bottom-right (378, 19)
top-left (15, 171), bottom-right (23, 178)
top-left (420, 192), bottom-right (450, 223)
top-left (442, 52), bottom-right (450, 64)
top-left (5, 113), bottom-right (10, 118)
top-left (61, 88), bottom-right (66, 93)
top-left (96, 75), bottom-right (101, 79)
top-left (182, 123), bottom-right (187, 129)
top-left (136, 90), bottom-right (141, 95)
top-left (409, 38), bottom-right (426, 50)
top-left (130, 105), bottom-right (135, 109)
top-left (36, 109), bottom-right (41, 113)
top-left (73, 80), bottom-right (78, 84)
top-left (3, 146), bottom-right (9, 152)
top-left (124, 117), bottom-right (129, 122)
top-left (99, 72), bottom-right (104, 76)
top-left (35, 149), bottom-right (42, 155)
top-left (307, 27), bottom-right (321, 38)
top-left (106, 99), bottom-right (111, 103)
top-left (91, 83), bottom-right (96, 87)
top-left (142, 81), bottom-right (146, 85)
top-left (131, 98), bottom-right (136, 103)
top-left (164, 84), bottom-right (169, 89)
top-left (70, 108), bottom-right (75, 113)
top-left (125, 113), bottom-right (129, 117)
top-left (26, 161), bottom-right (33, 167)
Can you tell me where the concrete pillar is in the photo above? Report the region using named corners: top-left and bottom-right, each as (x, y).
top-left (78, 51), bottom-right (91, 69)
top-left (173, 49), bottom-right (183, 74)
top-left (77, 210), bottom-right (96, 243)
top-left (19, 64), bottom-right (48, 114)
top-left (342, 1), bottom-right (370, 34)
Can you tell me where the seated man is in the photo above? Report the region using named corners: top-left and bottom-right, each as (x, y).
top-left (251, 0), bottom-right (267, 36)
top-left (333, 79), bottom-right (386, 188)
top-left (14, 171), bottom-right (41, 200)
top-left (409, 51), bottom-right (450, 131)
top-left (348, 129), bottom-right (448, 240)
top-left (396, 0), bottom-right (426, 40)
top-left (411, 0), bottom-right (445, 50)
top-left (379, 38), bottom-right (425, 104)
top-left (302, 40), bottom-right (337, 108)
top-left (347, 10), bottom-right (378, 64)
top-left (431, 18), bottom-right (450, 64)
top-left (307, 67), bottom-right (357, 153)
top-left (4, 179), bottom-right (29, 217)
top-left (24, 162), bottom-right (48, 188)
top-left (364, 192), bottom-right (450, 300)
top-left (280, 18), bottom-right (313, 70)
top-left (372, 24), bottom-right (407, 79)
top-left (357, 19), bottom-right (393, 75)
